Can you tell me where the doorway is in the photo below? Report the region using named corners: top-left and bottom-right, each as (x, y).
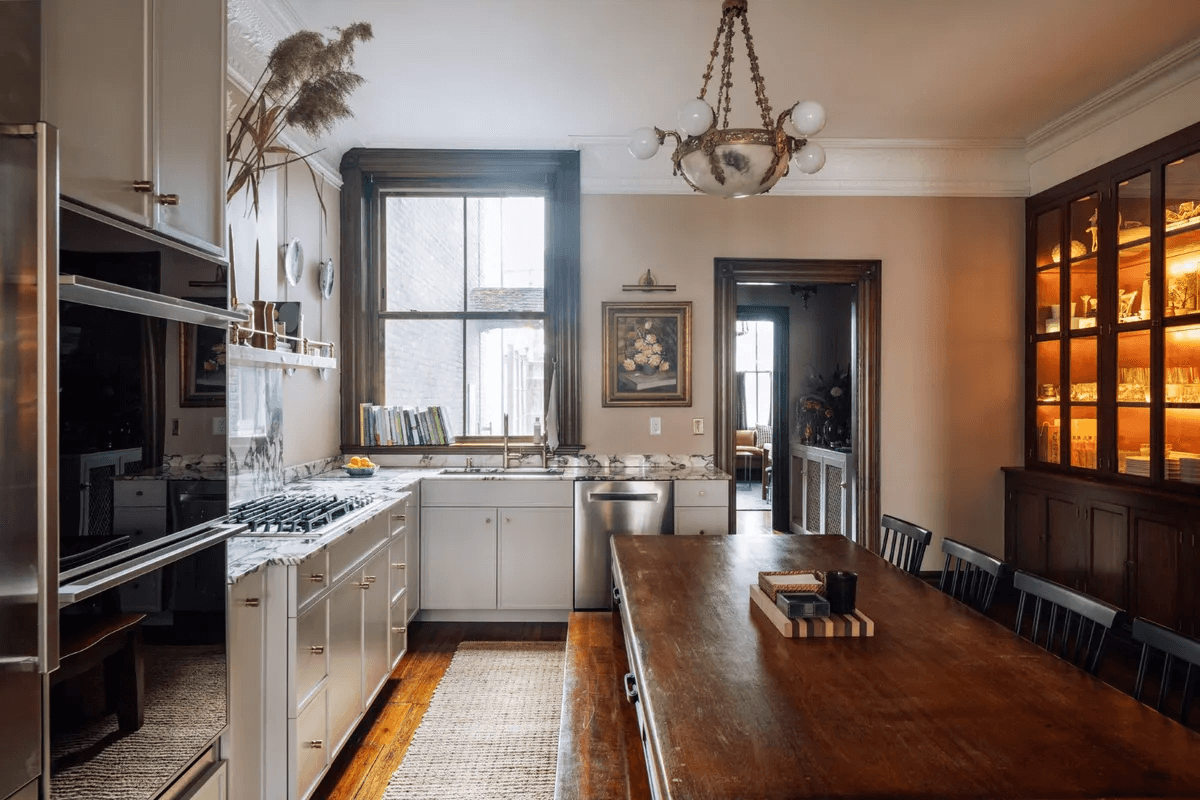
top-left (733, 308), bottom-right (787, 534)
top-left (714, 258), bottom-right (881, 545)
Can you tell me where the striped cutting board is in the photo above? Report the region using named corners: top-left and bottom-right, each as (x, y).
top-left (749, 584), bottom-right (875, 638)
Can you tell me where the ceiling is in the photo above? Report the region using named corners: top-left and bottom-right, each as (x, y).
top-left (239, 0), bottom-right (1200, 193)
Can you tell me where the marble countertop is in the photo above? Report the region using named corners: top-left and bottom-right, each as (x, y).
top-left (227, 463), bottom-right (730, 583)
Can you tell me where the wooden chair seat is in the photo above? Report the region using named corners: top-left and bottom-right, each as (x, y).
top-left (1132, 617), bottom-right (1200, 725)
top-left (555, 611), bottom-right (650, 800)
top-left (937, 538), bottom-right (1006, 614)
top-left (1012, 571), bottom-right (1124, 675)
top-left (878, 514), bottom-right (932, 575)
top-left (53, 613), bottom-right (146, 732)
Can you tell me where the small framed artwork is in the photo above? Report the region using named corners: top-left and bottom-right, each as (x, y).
top-left (179, 297), bottom-right (227, 408)
top-left (602, 301), bottom-right (692, 406)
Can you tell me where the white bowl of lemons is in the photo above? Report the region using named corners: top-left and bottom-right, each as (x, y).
top-left (344, 456), bottom-right (377, 476)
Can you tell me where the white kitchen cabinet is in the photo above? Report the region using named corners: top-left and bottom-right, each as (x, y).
top-left (179, 761), bottom-right (228, 800)
top-left (498, 507), bottom-right (574, 609)
top-left (43, 0), bottom-right (226, 254)
top-left (228, 495), bottom-right (413, 800)
top-left (790, 444), bottom-right (856, 539)
top-left (422, 507), bottom-right (498, 609)
top-left (420, 479), bottom-right (574, 619)
top-left (674, 480), bottom-right (730, 535)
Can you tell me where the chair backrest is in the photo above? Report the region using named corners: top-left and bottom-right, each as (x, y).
top-left (878, 515), bottom-right (932, 575)
top-left (1012, 570), bottom-right (1125, 675)
top-left (938, 538), bottom-right (1007, 614)
top-left (735, 429), bottom-right (755, 447)
top-left (755, 424), bottom-right (772, 446)
top-left (1132, 617), bottom-right (1200, 725)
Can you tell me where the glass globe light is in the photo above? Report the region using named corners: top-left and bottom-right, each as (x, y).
top-left (793, 140), bottom-right (826, 174)
top-left (629, 127), bottom-right (661, 160)
top-left (677, 98), bottom-right (714, 138)
top-left (791, 100), bottom-right (826, 136)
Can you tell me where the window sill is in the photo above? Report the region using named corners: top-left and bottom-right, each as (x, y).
top-left (340, 443), bottom-right (583, 456)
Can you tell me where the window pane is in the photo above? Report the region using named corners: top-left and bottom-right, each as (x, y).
top-left (385, 197), bottom-right (465, 312)
top-left (384, 319), bottom-right (464, 432)
top-left (464, 320), bottom-right (544, 437)
top-left (465, 198), bottom-right (544, 312)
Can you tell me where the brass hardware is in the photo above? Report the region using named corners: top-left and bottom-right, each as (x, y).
top-left (243, 598), bottom-right (260, 607)
top-left (485, 518), bottom-right (492, 524)
top-left (309, 645), bottom-right (324, 654)
top-left (309, 740), bottom-right (323, 749)
top-left (156, 193), bottom-right (179, 206)
top-left (392, 563), bottom-right (406, 570)
top-left (358, 582), bottom-right (371, 589)
top-left (309, 573), bottom-right (324, 582)
top-left (622, 269), bottom-right (677, 293)
top-left (393, 514), bottom-right (406, 521)
top-left (392, 626), bottom-right (406, 633)
top-left (363, 575), bottom-right (377, 583)
top-left (132, 180), bottom-right (154, 193)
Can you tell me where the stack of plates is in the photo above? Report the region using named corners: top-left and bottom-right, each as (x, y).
top-left (1124, 456), bottom-right (1151, 477)
top-left (1179, 457), bottom-right (1200, 484)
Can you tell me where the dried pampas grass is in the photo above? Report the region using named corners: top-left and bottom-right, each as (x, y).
top-left (227, 22), bottom-right (373, 219)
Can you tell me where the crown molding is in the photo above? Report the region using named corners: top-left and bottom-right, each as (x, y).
top-left (1026, 36), bottom-right (1200, 163)
top-left (226, 0), bottom-right (342, 189)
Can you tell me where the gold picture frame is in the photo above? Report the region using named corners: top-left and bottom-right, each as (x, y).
top-left (602, 301), bottom-right (692, 406)
top-left (179, 297), bottom-right (227, 408)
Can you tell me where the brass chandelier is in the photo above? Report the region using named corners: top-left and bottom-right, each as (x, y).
top-left (628, 0), bottom-right (826, 198)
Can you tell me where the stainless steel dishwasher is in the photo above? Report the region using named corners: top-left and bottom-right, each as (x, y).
top-left (574, 480), bottom-right (674, 609)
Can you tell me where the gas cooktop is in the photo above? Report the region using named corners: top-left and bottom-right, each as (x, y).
top-left (229, 493), bottom-right (376, 534)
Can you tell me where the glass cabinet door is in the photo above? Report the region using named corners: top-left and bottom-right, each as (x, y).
top-left (1066, 194), bottom-right (1101, 471)
top-left (1033, 208), bottom-right (1063, 464)
top-left (1117, 329), bottom-right (1151, 475)
top-left (1035, 208), bottom-right (1062, 335)
top-left (1164, 152), bottom-right (1200, 483)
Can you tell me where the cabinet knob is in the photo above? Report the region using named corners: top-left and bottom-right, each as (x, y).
top-left (309, 573), bottom-right (325, 583)
top-left (156, 193), bottom-right (179, 206)
top-left (505, 518), bottom-right (511, 524)
top-left (135, 490), bottom-right (144, 496)
top-left (309, 645), bottom-right (324, 654)
top-left (392, 626), bottom-right (406, 633)
top-left (243, 597), bottom-right (260, 607)
top-left (698, 491), bottom-right (705, 496)
top-left (698, 530), bottom-right (706, 535)
top-left (309, 740), bottom-right (323, 749)
top-left (132, 180), bottom-right (154, 193)
top-left (392, 563), bottom-right (406, 570)
top-left (393, 514), bottom-right (406, 521)
top-left (485, 518), bottom-right (492, 524)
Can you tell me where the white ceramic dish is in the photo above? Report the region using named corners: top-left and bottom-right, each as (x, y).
top-left (283, 237), bottom-right (303, 286)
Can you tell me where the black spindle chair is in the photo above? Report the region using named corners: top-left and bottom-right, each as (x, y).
top-left (1132, 617), bottom-right (1200, 725)
top-left (878, 515), bottom-right (932, 575)
top-left (937, 538), bottom-right (1007, 614)
top-left (1012, 570), bottom-right (1125, 675)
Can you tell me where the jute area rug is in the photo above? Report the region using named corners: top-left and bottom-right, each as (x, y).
top-left (383, 641), bottom-right (566, 800)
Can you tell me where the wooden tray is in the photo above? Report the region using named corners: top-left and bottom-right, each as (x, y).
top-left (750, 584), bottom-right (875, 638)
top-left (758, 570), bottom-right (824, 601)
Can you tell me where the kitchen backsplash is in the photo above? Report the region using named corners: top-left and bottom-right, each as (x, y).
top-left (227, 364), bottom-right (284, 504)
top-left (306, 452), bottom-right (718, 474)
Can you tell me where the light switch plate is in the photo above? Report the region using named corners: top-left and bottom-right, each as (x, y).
top-left (649, 417), bottom-right (662, 435)
top-left (213, 416), bottom-right (227, 436)
top-left (692, 418), bottom-right (704, 434)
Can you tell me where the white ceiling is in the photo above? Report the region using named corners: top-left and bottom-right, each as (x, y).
top-left (236, 0), bottom-right (1200, 194)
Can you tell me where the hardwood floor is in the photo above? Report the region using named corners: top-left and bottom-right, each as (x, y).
top-left (311, 621), bottom-right (568, 800)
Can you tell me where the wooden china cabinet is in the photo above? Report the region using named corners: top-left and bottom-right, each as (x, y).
top-left (1005, 120), bottom-right (1200, 637)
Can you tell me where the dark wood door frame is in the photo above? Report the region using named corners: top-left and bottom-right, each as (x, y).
top-left (715, 258), bottom-right (881, 546)
top-left (736, 304), bottom-right (790, 532)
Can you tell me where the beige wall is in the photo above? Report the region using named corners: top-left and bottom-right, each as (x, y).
top-left (228, 161), bottom-right (342, 469)
top-left (580, 194), bottom-right (1025, 565)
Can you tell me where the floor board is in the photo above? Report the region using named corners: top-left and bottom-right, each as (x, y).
top-left (312, 621), bottom-right (568, 800)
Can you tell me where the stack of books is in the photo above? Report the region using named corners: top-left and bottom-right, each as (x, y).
top-left (359, 404), bottom-right (454, 446)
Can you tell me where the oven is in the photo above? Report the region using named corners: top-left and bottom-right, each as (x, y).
top-left (51, 248), bottom-right (248, 799)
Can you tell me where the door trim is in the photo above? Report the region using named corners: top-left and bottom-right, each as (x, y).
top-left (715, 258), bottom-right (881, 546)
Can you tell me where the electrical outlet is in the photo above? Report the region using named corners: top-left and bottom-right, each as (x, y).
top-left (649, 416), bottom-right (662, 436)
top-left (171, 419), bottom-right (179, 436)
top-left (213, 416), bottom-right (226, 436)
top-left (692, 418), bottom-right (704, 435)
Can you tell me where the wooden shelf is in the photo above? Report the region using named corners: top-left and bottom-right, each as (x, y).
top-left (227, 343), bottom-right (336, 370)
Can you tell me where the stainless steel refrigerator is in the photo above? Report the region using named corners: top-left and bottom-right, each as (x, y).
top-left (1, 3), bottom-right (60, 799)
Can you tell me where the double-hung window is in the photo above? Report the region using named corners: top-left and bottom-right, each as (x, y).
top-left (339, 150), bottom-right (580, 449)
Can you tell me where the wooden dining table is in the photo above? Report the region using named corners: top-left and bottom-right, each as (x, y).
top-left (609, 533), bottom-right (1200, 799)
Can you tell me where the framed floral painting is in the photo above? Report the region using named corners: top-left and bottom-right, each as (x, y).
top-left (602, 301), bottom-right (692, 406)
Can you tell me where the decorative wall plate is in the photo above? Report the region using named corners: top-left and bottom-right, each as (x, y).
top-left (282, 238), bottom-right (303, 286)
top-left (319, 257), bottom-right (335, 300)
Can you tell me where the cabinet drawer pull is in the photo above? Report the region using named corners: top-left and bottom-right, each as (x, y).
top-left (132, 180), bottom-right (154, 193)
top-left (243, 598), bottom-right (260, 607)
top-left (392, 626), bottom-right (406, 633)
top-left (392, 563), bottom-right (406, 570)
top-left (358, 582), bottom-right (371, 589)
top-left (309, 645), bottom-right (324, 654)
top-left (393, 514), bottom-right (406, 521)
top-left (363, 575), bottom-right (377, 583)
top-left (308, 740), bottom-right (323, 749)
top-left (309, 573), bottom-right (325, 583)
top-left (156, 193), bottom-right (179, 206)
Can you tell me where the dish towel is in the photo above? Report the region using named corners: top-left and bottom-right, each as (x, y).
top-left (545, 362), bottom-right (559, 452)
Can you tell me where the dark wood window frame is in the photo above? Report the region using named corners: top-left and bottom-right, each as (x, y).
top-left (338, 149), bottom-right (581, 452)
